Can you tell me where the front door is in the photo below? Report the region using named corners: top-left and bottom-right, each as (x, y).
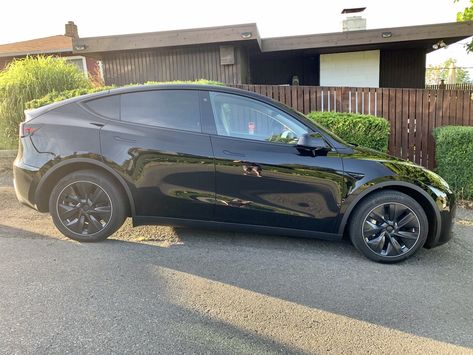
top-left (206, 91), bottom-right (345, 233)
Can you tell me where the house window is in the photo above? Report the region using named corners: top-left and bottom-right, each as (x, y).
top-left (65, 56), bottom-right (88, 76)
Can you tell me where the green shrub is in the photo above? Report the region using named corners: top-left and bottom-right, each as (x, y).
top-left (306, 111), bottom-right (390, 152)
top-left (433, 126), bottom-right (473, 199)
top-left (26, 86), bottom-right (115, 109)
top-left (26, 79), bottom-right (224, 109)
top-left (0, 56), bottom-right (91, 141)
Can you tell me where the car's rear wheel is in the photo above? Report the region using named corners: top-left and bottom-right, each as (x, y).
top-left (349, 191), bottom-right (428, 263)
top-left (49, 170), bottom-right (127, 242)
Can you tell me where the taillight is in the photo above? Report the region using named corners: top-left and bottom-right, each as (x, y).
top-left (20, 122), bottom-right (37, 138)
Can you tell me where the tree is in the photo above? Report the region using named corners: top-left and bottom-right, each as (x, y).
top-left (456, 0), bottom-right (473, 52)
top-left (426, 58), bottom-right (472, 85)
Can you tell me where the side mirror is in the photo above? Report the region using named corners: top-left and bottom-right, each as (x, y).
top-left (296, 133), bottom-right (330, 156)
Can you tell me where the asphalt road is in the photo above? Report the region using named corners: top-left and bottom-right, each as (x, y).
top-left (1, 170), bottom-right (473, 354)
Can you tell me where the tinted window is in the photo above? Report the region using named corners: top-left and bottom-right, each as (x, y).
top-left (84, 95), bottom-right (120, 120)
top-left (209, 92), bottom-right (308, 144)
top-left (121, 90), bottom-right (201, 132)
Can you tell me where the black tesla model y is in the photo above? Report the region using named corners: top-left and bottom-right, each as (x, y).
top-left (13, 85), bottom-right (455, 263)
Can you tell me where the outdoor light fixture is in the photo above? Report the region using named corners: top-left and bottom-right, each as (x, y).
top-left (432, 40), bottom-right (447, 50)
top-left (381, 32), bottom-right (392, 38)
top-left (240, 32), bottom-right (253, 39)
top-left (73, 44), bottom-right (87, 51)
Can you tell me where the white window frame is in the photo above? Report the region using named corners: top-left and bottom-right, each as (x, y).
top-left (64, 55), bottom-right (88, 77)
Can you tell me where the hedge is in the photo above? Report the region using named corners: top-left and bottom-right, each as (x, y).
top-left (307, 111), bottom-right (390, 152)
top-left (0, 56), bottom-right (91, 141)
top-left (26, 79), bottom-right (224, 109)
top-left (26, 86), bottom-right (115, 109)
top-left (433, 126), bottom-right (473, 199)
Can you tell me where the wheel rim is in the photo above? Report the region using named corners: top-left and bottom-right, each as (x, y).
top-left (362, 202), bottom-right (421, 258)
top-left (56, 181), bottom-right (112, 236)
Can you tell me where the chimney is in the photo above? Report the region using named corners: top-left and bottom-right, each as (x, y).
top-left (341, 7), bottom-right (367, 32)
top-left (65, 21), bottom-right (78, 38)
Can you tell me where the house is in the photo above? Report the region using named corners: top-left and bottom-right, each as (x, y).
top-left (0, 22), bottom-right (102, 82)
top-left (72, 16), bottom-right (472, 89)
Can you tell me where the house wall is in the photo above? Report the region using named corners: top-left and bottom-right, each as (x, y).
top-left (320, 50), bottom-right (380, 88)
top-left (249, 52), bottom-right (319, 86)
top-left (379, 48), bottom-right (426, 88)
top-left (101, 44), bottom-right (248, 85)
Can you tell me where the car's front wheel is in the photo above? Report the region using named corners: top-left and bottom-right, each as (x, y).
top-left (49, 170), bottom-right (127, 242)
top-left (349, 191), bottom-right (429, 263)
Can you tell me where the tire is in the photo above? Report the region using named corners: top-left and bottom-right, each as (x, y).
top-left (348, 190), bottom-right (428, 263)
top-left (49, 169), bottom-right (127, 242)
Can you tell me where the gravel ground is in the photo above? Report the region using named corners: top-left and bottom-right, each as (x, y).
top-left (1, 168), bottom-right (473, 354)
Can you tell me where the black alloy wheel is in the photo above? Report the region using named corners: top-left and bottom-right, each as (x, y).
top-left (362, 202), bottom-right (420, 257)
top-left (49, 170), bottom-right (127, 242)
top-left (56, 181), bottom-right (112, 236)
top-left (349, 191), bottom-right (428, 263)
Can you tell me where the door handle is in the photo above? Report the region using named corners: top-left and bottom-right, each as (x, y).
top-left (223, 150), bottom-right (246, 158)
top-left (114, 136), bottom-right (137, 143)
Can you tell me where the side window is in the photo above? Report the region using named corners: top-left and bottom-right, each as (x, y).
top-left (84, 95), bottom-right (120, 120)
top-left (121, 90), bottom-right (201, 132)
top-left (209, 92), bottom-right (308, 144)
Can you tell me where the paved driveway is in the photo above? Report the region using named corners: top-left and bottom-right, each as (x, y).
top-left (1, 170), bottom-right (472, 354)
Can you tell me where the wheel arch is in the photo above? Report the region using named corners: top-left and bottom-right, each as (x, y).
top-left (338, 181), bottom-right (441, 248)
top-left (35, 158), bottom-right (135, 217)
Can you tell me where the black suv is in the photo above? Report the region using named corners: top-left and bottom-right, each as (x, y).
top-left (14, 85), bottom-right (455, 263)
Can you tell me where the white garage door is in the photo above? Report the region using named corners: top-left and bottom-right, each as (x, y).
top-left (320, 50), bottom-right (380, 88)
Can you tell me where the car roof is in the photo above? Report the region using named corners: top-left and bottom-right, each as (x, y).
top-left (26, 84), bottom-right (276, 119)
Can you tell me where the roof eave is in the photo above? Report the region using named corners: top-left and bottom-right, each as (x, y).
top-left (261, 21), bottom-right (473, 52)
top-left (72, 23), bottom-right (260, 54)
top-left (0, 48), bottom-right (72, 58)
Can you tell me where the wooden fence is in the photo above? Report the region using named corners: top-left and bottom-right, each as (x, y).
top-left (426, 83), bottom-right (473, 91)
top-left (232, 84), bottom-right (473, 170)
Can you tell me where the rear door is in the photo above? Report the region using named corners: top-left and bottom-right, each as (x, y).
top-left (93, 89), bottom-right (215, 220)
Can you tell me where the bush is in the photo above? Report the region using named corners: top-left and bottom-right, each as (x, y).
top-left (26, 86), bottom-right (115, 109)
top-left (0, 56), bottom-right (91, 141)
top-left (306, 111), bottom-right (390, 152)
top-left (433, 126), bottom-right (473, 199)
top-left (26, 79), bottom-right (224, 109)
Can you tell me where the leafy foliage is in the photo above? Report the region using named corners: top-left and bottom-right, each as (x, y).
top-left (0, 56), bottom-right (91, 143)
top-left (433, 125), bottom-right (473, 199)
top-left (26, 86), bottom-right (115, 109)
top-left (426, 58), bottom-right (471, 85)
top-left (456, 0), bottom-right (473, 52)
top-left (306, 111), bottom-right (390, 152)
top-left (26, 79), bottom-right (224, 109)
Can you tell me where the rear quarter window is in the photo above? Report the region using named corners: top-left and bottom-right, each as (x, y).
top-left (120, 90), bottom-right (201, 132)
top-left (84, 95), bottom-right (120, 120)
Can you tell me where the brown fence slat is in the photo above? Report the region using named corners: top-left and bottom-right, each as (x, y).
top-left (427, 91), bottom-right (437, 169)
top-left (414, 89), bottom-right (423, 165)
top-left (407, 89), bottom-right (416, 161)
top-left (309, 86), bottom-right (317, 112)
top-left (316, 87), bottom-right (322, 112)
top-left (464, 91), bottom-right (472, 126)
top-left (297, 86), bottom-right (304, 112)
top-left (401, 89), bottom-right (409, 160)
top-left (450, 90), bottom-right (465, 125)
